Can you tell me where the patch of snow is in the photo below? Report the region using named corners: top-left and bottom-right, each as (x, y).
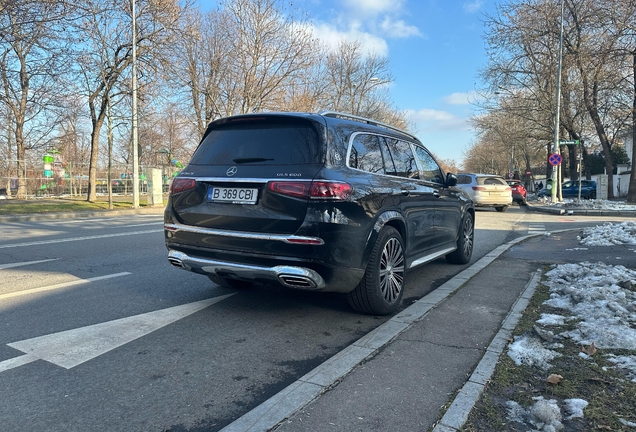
top-left (507, 335), bottom-right (561, 369)
top-left (536, 313), bottom-right (568, 326)
top-left (543, 262), bottom-right (636, 350)
top-left (606, 354), bottom-right (636, 382)
top-left (506, 397), bottom-right (565, 431)
top-left (578, 221), bottom-right (636, 246)
top-left (563, 398), bottom-right (588, 420)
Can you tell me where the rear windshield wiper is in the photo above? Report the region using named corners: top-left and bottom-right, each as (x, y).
top-left (232, 157), bottom-right (275, 164)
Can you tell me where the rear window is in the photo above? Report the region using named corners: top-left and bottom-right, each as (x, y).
top-left (480, 177), bottom-right (507, 186)
top-left (190, 118), bottom-right (323, 165)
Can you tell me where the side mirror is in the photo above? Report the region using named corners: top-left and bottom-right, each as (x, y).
top-left (446, 172), bottom-right (457, 187)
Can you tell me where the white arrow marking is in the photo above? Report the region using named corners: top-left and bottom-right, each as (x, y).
top-left (0, 293), bottom-right (235, 372)
top-left (0, 258), bottom-right (59, 270)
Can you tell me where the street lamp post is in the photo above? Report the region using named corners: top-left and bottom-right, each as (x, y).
top-left (551, 0), bottom-right (565, 202)
top-left (131, 0), bottom-right (140, 208)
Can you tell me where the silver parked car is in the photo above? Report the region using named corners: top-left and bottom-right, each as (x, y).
top-left (455, 173), bottom-right (513, 212)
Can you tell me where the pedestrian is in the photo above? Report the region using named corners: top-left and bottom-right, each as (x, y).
top-left (538, 181), bottom-right (543, 189)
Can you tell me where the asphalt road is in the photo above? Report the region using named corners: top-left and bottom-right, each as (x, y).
top-left (0, 206), bottom-right (632, 431)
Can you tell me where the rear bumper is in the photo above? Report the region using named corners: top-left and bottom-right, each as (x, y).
top-left (167, 249), bottom-right (363, 292)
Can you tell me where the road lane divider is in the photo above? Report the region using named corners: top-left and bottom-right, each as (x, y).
top-left (0, 259), bottom-right (59, 270)
top-left (0, 229), bottom-right (162, 249)
top-left (0, 272), bottom-right (131, 301)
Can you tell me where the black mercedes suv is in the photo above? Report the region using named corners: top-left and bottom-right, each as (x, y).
top-left (164, 111), bottom-right (474, 315)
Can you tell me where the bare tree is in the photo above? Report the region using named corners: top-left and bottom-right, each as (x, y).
top-left (168, 8), bottom-right (233, 138)
top-left (480, 0), bottom-right (636, 200)
top-left (73, 0), bottom-right (190, 202)
top-left (0, 0), bottom-right (69, 198)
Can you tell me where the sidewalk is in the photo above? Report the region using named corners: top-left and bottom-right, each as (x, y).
top-left (220, 229), bottom-right (636, 432)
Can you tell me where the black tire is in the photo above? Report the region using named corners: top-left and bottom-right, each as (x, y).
top-left (446, 212), bottom-right (474, 264)
top-left (588, 191), bottom-right (596, 200)
top-left (495, 205), bottom-right (509, 212)
top-left (208, 274), bottom-right (251, 289)
top-left (347, 226), bottom-right (405, 315)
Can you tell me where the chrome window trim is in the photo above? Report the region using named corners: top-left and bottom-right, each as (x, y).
top-left (164, 223), bottom-right (324, 245)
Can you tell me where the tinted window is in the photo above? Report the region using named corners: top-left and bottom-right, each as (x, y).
top-left (412, 145), bottom-right (443, 183)
top-left (349, 134), bottom-right (386, 174)
top-left (383, 138), bottom-right (416, 178)
top-left (190, 118), bottom-right (321, 165)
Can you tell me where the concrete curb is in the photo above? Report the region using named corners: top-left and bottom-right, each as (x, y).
top-left (525, 202), bottom-right (636, 216)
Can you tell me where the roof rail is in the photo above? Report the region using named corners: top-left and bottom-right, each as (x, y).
top-left (318, 110), bottom-right (418, 142)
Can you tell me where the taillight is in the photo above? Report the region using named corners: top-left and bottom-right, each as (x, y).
top-left (267, 181), bottom-right (352, 200)
top-left (169, 178), bottom-right (196, 194)
top-left (310, 181), bottom-right (352, 199)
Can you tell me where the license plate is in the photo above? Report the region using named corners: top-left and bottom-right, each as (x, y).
top-left (207, 187), bottom-right (258, 204)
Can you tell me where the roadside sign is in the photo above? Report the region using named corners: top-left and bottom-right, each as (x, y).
top-left (549, 153), bottom-right (562, 166)
top-left (525, 169), bottom-right (532, 176)
top-left (559, 139), bottom-right (580, 145)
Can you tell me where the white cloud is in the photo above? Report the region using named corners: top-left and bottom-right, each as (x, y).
top-left (380, 17), bottom-right (423, 38)
top-left (463, 0), bottom-right (483, 13)
top-left (442, 91), bottom-right (483, 105)
top-left (307, 0), bottom-right (422, 57)
top-left (311, 22), bottom-right (389, 56)
top-left (406, 108), bottom-right (469, 132)
top-left (342, 0), bottom-right (405, 16)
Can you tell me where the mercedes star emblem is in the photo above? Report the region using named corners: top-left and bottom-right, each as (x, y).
top-left (226, 166), bottom-right (238, 176)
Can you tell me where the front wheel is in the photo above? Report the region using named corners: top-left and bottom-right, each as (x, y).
top-left (446, 212), bottom-right (474, 264)
top-left (588, 191), bottom-right (596, 200)
top-left (347, 226), bottom-right (405, 315)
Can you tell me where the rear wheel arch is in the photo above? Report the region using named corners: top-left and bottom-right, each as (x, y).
top-left (361, 211), bottom-right (406, 268)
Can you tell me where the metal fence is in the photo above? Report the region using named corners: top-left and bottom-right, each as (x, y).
top-left (0, 167), bottom-right (172, 198)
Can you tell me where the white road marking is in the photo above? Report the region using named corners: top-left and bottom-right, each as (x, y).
top-left (0, 354), bottom-right (38, 373)
top-left (0, 294), bottom-right (235, 372)
top-left (43, 216), bottom-right (163, 226)
top-left (528, 223), bottom-right (546, 233)
top-left (0, 229), bottom-right (162, 249)
top-left (0, 259), bottom-right (59, 270)
top-left (0, 272), bottom-right (131, 300)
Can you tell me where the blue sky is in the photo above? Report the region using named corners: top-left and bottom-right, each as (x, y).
top-left (201, 0), bottom-right (495, 164)
top-left (296, 0), bottom-right (495, 164)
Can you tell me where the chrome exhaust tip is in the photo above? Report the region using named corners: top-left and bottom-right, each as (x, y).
top-left (168, 257), bottom-right (184, 268)
top-left (279, 275), bottom-right (317, 289)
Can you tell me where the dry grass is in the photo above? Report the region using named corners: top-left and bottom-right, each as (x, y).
top-left (0, 196), bottom-right (153, 215)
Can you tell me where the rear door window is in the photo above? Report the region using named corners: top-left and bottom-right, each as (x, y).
top-left (383, 138), bottom-right (416, 178)
top-left (348, 134), bottom-right (387, 174)
top-left (190, 118), bottom-right (322, 165)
